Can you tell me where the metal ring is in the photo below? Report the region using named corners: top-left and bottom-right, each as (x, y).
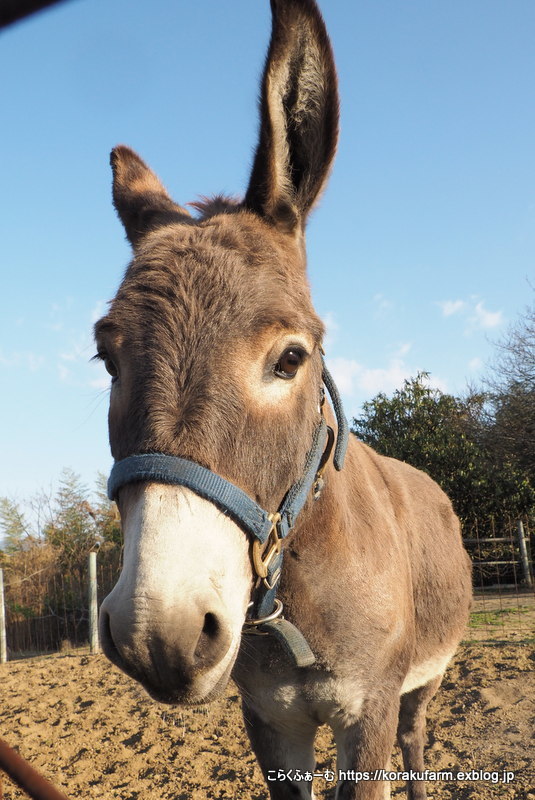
top-left (243, 598), bottom-right (284, 627)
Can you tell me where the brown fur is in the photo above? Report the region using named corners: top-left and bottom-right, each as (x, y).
top-left (96, 211), bottom-right (324, 507)
top-left (96, 1), bottom-right (472, 798)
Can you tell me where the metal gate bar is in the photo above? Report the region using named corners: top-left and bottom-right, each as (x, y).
top-left (0, 738), bottom-right (69, 800)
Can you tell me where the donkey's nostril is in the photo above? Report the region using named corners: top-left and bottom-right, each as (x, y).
top-left (193, 611), bottom-right (228, 668)
top-left (202, 612), bottom-right (219, 638)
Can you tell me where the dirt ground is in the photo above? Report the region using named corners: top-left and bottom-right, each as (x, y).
top-left (1, 594), bottom-right (533, 800)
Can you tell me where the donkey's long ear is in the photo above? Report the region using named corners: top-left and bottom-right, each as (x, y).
top-left (111, 145), bottom-right (190, 247)
top-left (245, 0), bottom-right (339, 233)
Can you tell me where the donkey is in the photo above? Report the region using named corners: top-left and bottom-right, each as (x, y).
top-left (95, 1), bottom-right (472, 798)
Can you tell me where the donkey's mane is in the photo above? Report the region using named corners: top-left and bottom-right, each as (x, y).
top-left (187, 195), bottom-right (242, 218)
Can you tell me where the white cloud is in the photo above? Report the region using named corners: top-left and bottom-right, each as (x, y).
top-left (438, 299), bottom-right (465, 317)
top-left (88, 357), bottom-right (110, 391)
top-left (471, 301), bottom-right (503, 330)
top-left (47, 301), bottom-right (64, 332)
top-left (420, 372), bottom-right (449, 394)
top-left (0, 350), bottom-right (13, 367)
top-left (90, 300), bottom-right (107, 324)
top-left (327, 356), bottom-right (419, 398)
top-left (373, 293), bottom-right (393, 315)
top-left (59, 334), bottom-right (93, 364)
top-left (321, 312), bottom-right (339, 352)
top-left (27, 353), bottom-right (45, 372)
top-left (0, 349), bottom-right (45, 371)
top-left (358, 358), bottom-right (412, 396)
top-left (58, 363), bottom-right (71, 382)
top-left (468, 357), bottom-right (483, 371)
top-left (326, 357), bottom-right (361, 395)
top-left (90, 376), bottom-right (111, 391)
top-left (437, 297), bottom-right (504, 334)
top-left (325, 321), bottom-right (453, 414)
top-left (394, 341), bottom-right (412, 357)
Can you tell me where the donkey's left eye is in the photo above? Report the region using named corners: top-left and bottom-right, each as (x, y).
top-left (274, 348), bottom-right (305, 379)
top-left (104, 358), bottom-right (119, 380)
top-left (95, 351), bottom-right (119, 381)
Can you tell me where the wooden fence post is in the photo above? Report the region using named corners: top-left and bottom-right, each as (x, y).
top-left (88, 551), bottom-right (99, 654)
top-left (517, 520), bottom-right (533, 588)
top-left (0, 568), bottom-right (6, 664)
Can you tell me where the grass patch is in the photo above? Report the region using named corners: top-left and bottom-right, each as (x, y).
top-left (461, 637), bottom-right (535, 646)
top-left (469, 606), bottom-right (530, 628)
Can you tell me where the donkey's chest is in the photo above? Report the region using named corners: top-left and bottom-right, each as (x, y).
top-left (235, 665), bottom-right (368, 731)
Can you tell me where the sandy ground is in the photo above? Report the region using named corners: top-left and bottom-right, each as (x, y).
top-left (0, 597), bottom-right (533, 800)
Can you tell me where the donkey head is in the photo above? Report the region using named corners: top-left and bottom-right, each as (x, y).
top-left (97, 0), bottom-right (338, 704)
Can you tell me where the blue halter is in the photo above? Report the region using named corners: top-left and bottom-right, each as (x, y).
top-left (107, 358), bottom-right (348, 668)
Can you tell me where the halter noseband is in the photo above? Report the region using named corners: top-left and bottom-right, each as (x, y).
top-left (107, 357), bottom-right (348, 668)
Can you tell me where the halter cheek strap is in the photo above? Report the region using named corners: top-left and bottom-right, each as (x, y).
top-left (107, 358), bottom-right (348, 668)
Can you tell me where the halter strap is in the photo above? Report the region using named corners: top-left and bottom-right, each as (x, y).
top-left (108, 452), bottom-right (277, 543)
top-left (322, 360), bottom-right (349, 471)
top-left (107, 358), bottom-right (348, 668)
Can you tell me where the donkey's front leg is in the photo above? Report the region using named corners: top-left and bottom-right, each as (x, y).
top-left (333, 697), bottom-right (400, 800)
top-left (242, 702), bottom-right (318, 800)
top-left (396, 676), bottom-right (442, 800)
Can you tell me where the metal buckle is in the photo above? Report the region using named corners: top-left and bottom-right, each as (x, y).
top-left (252, 512), bottom-right (283, 579)
top-left (262, 566), bottom-right (282, 591)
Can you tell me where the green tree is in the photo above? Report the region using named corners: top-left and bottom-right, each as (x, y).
top-left (352, 373), bottom-right (534, 527)
top-left (93, 472), bottom-right (122, 547)
top-left (43, 469), bottom-right (98, 576)
top-left (487, 384), bottom-right (535, 484)
top-left (0, 497), bottom-right (31, 553)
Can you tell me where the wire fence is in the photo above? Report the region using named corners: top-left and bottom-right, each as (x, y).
top-left (0, 547), bottom-right (121, 660)
top-left (464, 517), bottom-right (533, 589)
top-left (0, 518), bottom-right (533, 660)
top-left (462, 517), bottom-right (534, 643)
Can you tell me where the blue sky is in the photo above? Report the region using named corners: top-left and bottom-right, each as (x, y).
top-left (1, 0), bottom-right (534, 508)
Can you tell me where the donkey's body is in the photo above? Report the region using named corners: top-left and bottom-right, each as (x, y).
top-left (234, 437), bottom-right (470, 798)
top-left (96, 2), bottom-right (472, 798)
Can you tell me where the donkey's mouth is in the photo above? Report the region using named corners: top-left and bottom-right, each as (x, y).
top-left (100, 603), bottom-right (241, 706)
top-left (138, 644), bottom-right (238, 706)
top-left (142, 661), bottom-right (235, 706)
top-left (106, 642), bottom-right (238, 706)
